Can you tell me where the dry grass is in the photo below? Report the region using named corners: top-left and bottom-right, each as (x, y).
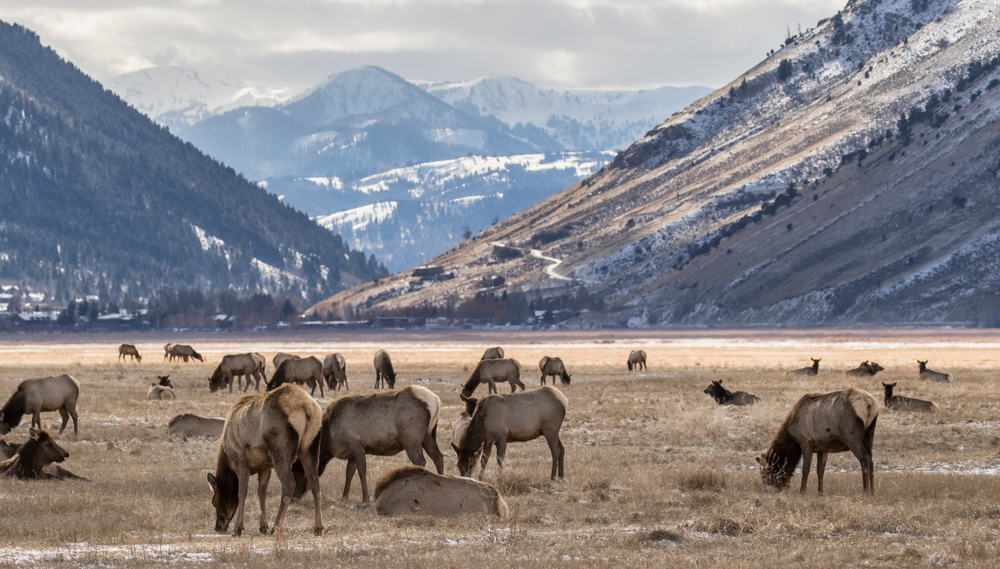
top-left (1, 329), bottom-right (1000, 567)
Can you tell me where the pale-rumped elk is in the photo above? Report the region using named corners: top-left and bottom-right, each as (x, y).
top-left (703, 380), bottom-right (760, 406)
top-left (461, 359), bottom-right (525, 397)
top-left (374, 349), bottom-right (397, 389)
top-left (147, 375), bottom-right (176, 400)
top-left (0, 428), bottom-right (86, 480)
top-left (207, 384), bottom-right (323, 537)
top-left (481, 347), bottom-right (504, 361)
top-left (169, 344), bottom-right (203, 363)
top-left (118, 344), bottom-right (142, 363)
top-left (539, 356), bottom-right (571, 385)
top-left (627, 350), bottom-right (647, 371)
top-left (163, 343), bottom-right (173, 361)
top-left (373, 466), bottom-right (508, 518)
top-left (454, 386), bottom-right (567, 481)
top-left (272, 353), bottom-right (299, 370)
top-left (882, 382), bottom-right (939, 413)
top-left (267, 356), bottom-right (324, 397)
top-left (846, 361), bottom-right (885, 377)
top-left (208, 354), bottom-right (263, 393)
top-left (254, 353), bottom-right (267, 383)
top-left (918, 360), bottom-right (952, 382)
top-left (0, 374), bottom-right (80, 435)
top-left (322, 353), bottom-right (348, 391)
top-left (291, 385), bottom-right (444, 503)
top-left (786, 358), bottom-right (821, 376)
top-left (241, 353), bottom-right (266, 392)
top-left (167, 414), bottom-right (225, 438)
top-left (756, 388), bottom-right (878, 495)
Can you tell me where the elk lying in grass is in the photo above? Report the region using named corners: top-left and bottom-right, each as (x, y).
top-left (882, 382), bottom-right (939, 413)
top-left (539, 356), bottom-right (571, 385)
top-left (118, 344), bottom-right (141, 363)
top-left (627, 350), bottom-right (647, 371)
top-left (207, 384), bottom-right (323, 537)
top-left (374, 349), bottom-right (397, 389)
top-left (147, 375), bottom-right (176, 400)
top-left (168, 414), bottom-right (225, 438)
top-left (0, 374), bottom-right (80, 435)
top-left (0, 428), bottom-right (86, 480)
top-left (786, 358), bottom-right (821, 376)
top-left (703, 380), bottom-right (759, 406)
top-left (267, 356), bottom-right (324, 397)
top-left (373, 466), bottom-right (508, 518)
top-left (461, 359), bottom-right (525, 397)
top-left (481, 347), bottom-right (504, 361)
top-left (208, 354), bottom-right (264, 393)
top-left (323, 353), bottom-right (348, 391)
top-left (757, 388), bottom-right (878, 495)
top-left (846, 361), bottom-right (884, 377)
top-left (918, 360), bottom-right (951, 382)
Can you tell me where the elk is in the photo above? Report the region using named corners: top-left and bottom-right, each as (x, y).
top-left (273, 353), bottom-right (299, 370)
top-left (481, 347), bottom-right (505, 361)
top-left (322, 353), bottom-right (348, 391)
top-left (163, 343), bottom-right (173, 361)
top-left (539, 356), bottom-right (571, 385)
top-left (882, 382), bottom-right (939, 413)
top-left (374, 349), bottom-right (396, 389)
top-left (167, 414), bottom-right (225, 438)
top-left (0, 374), bottom-right (80, 436)
top-left (627, 350), bottom-right (647, 371)
top-left (461, 359), bottom-right (525, 397)
top-left (118, 344), bottom-right (141, 363)
top-left (267, 356), bottom-right (324, 397)
top-left (207, 384), bottom-right (323, 537)
top-left (147, 375), bottom-right (176, 400)
top-left (703, 380), bottom-right (759, 406)
top-left (0, 428), bottom-right (86, 480)
top-left (786, 358), bottom-right (821, 376)
top-left (846, 361), bottom-right (884, 377)
top-left (373, 466), bottom-right (508, 518)
top-left (168, 344), bottom-right (203, 363)
top-left (918, 360), bottom-right (951, 382)
top-left (756, 388), bottom-right (878, 495)
top-left (208, 354), bottom-right (263, 393)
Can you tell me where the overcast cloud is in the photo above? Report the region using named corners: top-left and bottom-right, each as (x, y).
top-left (2, 0), bottom-right (845, 92)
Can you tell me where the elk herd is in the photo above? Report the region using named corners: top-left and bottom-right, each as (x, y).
top-left (0, 342), bottom-right (961, 537)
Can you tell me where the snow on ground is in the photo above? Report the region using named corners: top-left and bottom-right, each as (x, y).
top-left (188, 223), bottom-right (225, 252)
top-left (315, 202), bottom-right (398, 232)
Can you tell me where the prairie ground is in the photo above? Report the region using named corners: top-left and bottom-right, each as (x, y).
top-left (1, 328), bottom-right (1000, 567)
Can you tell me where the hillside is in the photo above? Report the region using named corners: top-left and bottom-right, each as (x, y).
top-left (309, 0), bottom-right (1000, 326)
top-left (0, 22), bottom-right (386, 304)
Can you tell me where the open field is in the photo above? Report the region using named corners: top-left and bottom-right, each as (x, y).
top-left (2, 329), bottom-right (1000, 567)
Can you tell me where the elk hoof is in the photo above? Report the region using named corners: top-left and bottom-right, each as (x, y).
top-left (232, 527), bottom-right (244, 538)
top-left (259, 524), bottom-right (269, 535)
top-left (314, 526), bottom-right (324, 537)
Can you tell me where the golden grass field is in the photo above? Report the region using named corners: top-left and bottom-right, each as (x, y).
top-left (2, 328), bottom-right (1000, 568)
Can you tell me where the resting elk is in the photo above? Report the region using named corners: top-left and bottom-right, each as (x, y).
top-left (627, 350), bottom-right (647, 371)
top-left (373, 466), bottom-right (508, 518)
top-left (882, 382), bottom-right (939, 413)
top-left (0, 428), bottom-right (86, 480)
top-left (786, 358), bottom-right (821, 376)
top-left (539, 356), bottom-right (571, 385)
top-left (756, 388), bottom-right (878, 495)
top-left (918, 360), bottom-right (951, 382)
top-left (846, 361), bottom-right (884, 377)
top-left (168, 414), bottom-right (225, 438)
top-left (147, 375), bottom-right (176, 400)
top-left (118, 344), bottom-right (141, 363)
top-left (703, 380), bottom-right (759, 406)
top-left (0, 374), bottom-right (80, 435)
top-left (461, 358), bottom-right (525, 397)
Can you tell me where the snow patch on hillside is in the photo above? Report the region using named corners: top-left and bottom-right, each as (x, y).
top-left (188, 223), bottom-right (225, 251)
top-left (315, 202), bottom-right (399, 232)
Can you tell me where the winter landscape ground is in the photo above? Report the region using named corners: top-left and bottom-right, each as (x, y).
top-left (1, 329), bottom-right (999, 567)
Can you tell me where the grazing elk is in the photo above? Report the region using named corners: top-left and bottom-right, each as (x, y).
top-left (322, 353), bottom-right (348, 391)
top-left (703, 380), bottom-right (760, 406)
top-left (454, 386), bottom-right (567, 481)
top-left (0, 428), bottom-right (86, 480)
top-left (882, 382), bottom-right (939, 413)
top-left (147, 375), bottom-right (176, 400)
top-left (163, 343), bottom-right (173, 361)
top-left (374, 466), bottom-right (508, 518)
top-left (627, 350), bottom-right (647, 371)
top-left (273, 353), bottom-right (299, 370)
top-left (169, 344), bottom-right (203, 363)
top-left (167, 414), bottom-right (225, 438)
top-left (756, 388), bottom-right (878, 495)
top-left (267, 356), bottom-right (324, 397)
top-left (292, 385), bottom-right (444, 503)
top-left (786, 358), bottom-right (821, 376)
top-left (539, 356), bottom-right (571, 385)
top-left (918, 360), bottom-right (951, 382)
top-left (208, 354), bottom-right (263, 393)
top-left (207, 384), bottom-right (324, 537)
top-left (461, 359), bottom-right (525, 397)
top-left (846, 361), bottom-right (885, 377)
top-left (118, 344), bottom-right (142, 363)
top-left (481, 347), bottom-right (505, 361)
top-left (0, 374), bottom-right (80, 435)
top-left (374, 349), bottom-right (396, 389)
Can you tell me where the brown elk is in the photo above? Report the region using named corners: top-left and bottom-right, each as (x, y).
top-left (267, 356), bottom-right (324, 397)
top-left (0, 374), bottom-right (80, 435)
top-left (322, 353), bottom-right (348, 391)
top-left (373, 466), bottom-right (508, 518)
top-left (539, 356), bottom-right (571, 385)
top-left (846, 361), bottom-right (884, 377)
top-left (461, 359), bottom-right (525, 397)
top-left (882, 382), bottom-right (939, 413)
top-left (147, 375), bottom-right (176, 400)
top-left (163, 343), bottom-right (173, 361)
top-left (207, 384), bottom-right (324, 537)
top-left (454, 386), bottom-right (567, 481)
top-left (703, 380), bottom-right (759, 405)
top-left (208, 354), bottom-right (263, 393)
top-left (118, 344), bottom-right (142, 363)
top-left (374, 349), bottom-right (396, 389)
top-left (786, 358), bottom-right (821, 376)
top-left (756, 388), bottom-right (878, 495)
top-left (0, 428), bottom-right (86, 480)
top-left (168, 344), bottom-right (203, 363)
top-left (918, 360), bottom-right (951, 382)
top-left (481, 347), bottom-right (505, 361)
top-left (627, 350), bottom-right (647, 371)
top-left (167, 414), bottom-right (225, 438)
top-left (272, 353), bottom-right (299, 370)
top-left (292, 385), bottom-right (444, 503)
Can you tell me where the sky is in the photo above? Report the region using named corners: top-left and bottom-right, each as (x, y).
top-left (2, 0), bottom-right (845, 93)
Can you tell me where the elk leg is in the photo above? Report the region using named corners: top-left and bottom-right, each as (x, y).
top-left (847, 418), bottom-right (877, 495)
top-left (540, 374), bottom-right (546, 386)
top-left (270, 456), bottom-right (297, 537)
top-left (799, 446), bottom-right (813, 493)
top-left (232, 463), bottom-right (251, 537)
top-left (57, 407), bottom-right (70, 435)
top-left (317, 375), bottom-right (324, 398)
top-left (479, 440), bottom-right (494, 480)
top-left (257, 469), bottom-right (271, 534)
top-left (544, 433), bottom-right (563, 480)
top-left (815, 452), bottom-right (830, 495)
top-left (32, 410), bottom-right (42, 430)
top-left (558, 438), bottom-right (565, 478)
top-left (343, 458), bottom-right (357, 500)
top-left (352, 447), bottom-right (371, 503)
top-left (69, 406), bottom-right (79, 435)
top-left (423, 428), bottom-right (445, 475)
top-left (296, 441), bottom-right (324, 536)
top-left (494, 438), bottom-right (507, 475)
top-left (514, 377), bottom-right (525, 392)
top-left (488, 380), bottom-right (497, 395)
top-left (403, 443), bottom-right (427, 468)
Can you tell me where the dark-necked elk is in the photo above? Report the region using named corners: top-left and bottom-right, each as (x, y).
top-left (207, 384), bottom-right (323, 537)
top-left (268, 356), bottom-right (324, 397)
top-left (461, 359), bottom-right (525, 397)
top-left (168, 413), bottom-right (225, 438)
top-left (147, 375), bottom-right (176, 400)
top-left (539, 356), bottom-right (571, 385)
top-left (627, 350), bottom-right (647, 371)
top-left (703, 380), bottom-right (759, 406)
top-left (208, 354), bottom-right (263, 393)
top-left (0, 374), bottom-right (80, 436)
top-left (786, 358), bottom-right (821, 376)
top-left (846, 361), bottom-right (884, 377)
top-left (169, 344), bottom-right (203, 363)
top-left (454, 386), bottom-right (567, 481)
top-left (481, 347), bottom-right (504, 361)
top-left (292, 385), bottom-right (443, 503)
top-left (323, 353), bottom-right (348, 391)
top-left (756, 388), bottom-right (878, 495)
top-left (374, 466), bottom-right (508, 518)
top-left (918, 360), bottom-right (951, 382)
top-left (374, 349), bottom-right (396, 389)
top-left (0, 428), bottom-right (86, 480)
top-left (118, 344), bottom-right (141, 363)
top-left (883, 382), bottom-right (939, 413)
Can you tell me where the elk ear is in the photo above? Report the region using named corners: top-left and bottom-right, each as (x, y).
top-left (459, 393), bottom-right (469, 402)
top-left (0, 412), bottom-right (4, 422)
top-left (755, 455), bottom-right (766, 467)
top-left (29, 428), bottom-right (41, 440)
top-left (207, 473), bottom-right (217, 491)
top-left (451, 443), bottom-right (461, 455)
